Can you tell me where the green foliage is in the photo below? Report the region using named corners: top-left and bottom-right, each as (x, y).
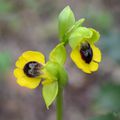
top-left (58, 6), bottom-right (75, 42)
top-left (49, 43), bottom-right (67, 65)
top-left (0, 0), bottom-right (13, 13)
top-left (83, 9), bottom-right (113, 35)
top-left (89, 113), bottom-right (119, 120)
top-left (42, 81), bottom-right (58, 109)
top-left (93, 83), bottom-right (120, 113)
top-left (25, 0), bottom-right (39, 12)
top-left (91, 12), bottom-right (113, 35)
top-left (0, 52), bottom-right (11, 74)
top-left (100, 30), bottom-right (120, 63)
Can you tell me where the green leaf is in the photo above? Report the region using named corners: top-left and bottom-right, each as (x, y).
top-left (89, 28), bottom-right (100, 43)
top-left (0, 0), bottom-right (13, 13)
top-left (58, 6), bottom-right (75, 41)
top-left (0, 52), bottom-right (11, 74)
top-left (42, 81), bottom-right (58, 109)
top-left (93, 83), bottom-right (120, 113)
top-left (49, 43), bottom-right (67, 65)
top-left (69, 27), bottom-right (93, 49)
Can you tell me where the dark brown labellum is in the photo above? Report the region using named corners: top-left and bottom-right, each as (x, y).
top-left (80, 42), bottom-right (93, 64)
top-left (23, 61), bottom-right (42, 78)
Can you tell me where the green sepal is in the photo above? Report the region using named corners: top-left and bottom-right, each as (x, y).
top-left (88, 28), bottom-right (100, 43)
top-left (49, 43), bottom-right (67, 65)
top-left (58, 6), bottom-right (75, 42)
top-left (69, 27), bottom-right (93, 49)
top-left (42, 81), bottom-right (58, 109)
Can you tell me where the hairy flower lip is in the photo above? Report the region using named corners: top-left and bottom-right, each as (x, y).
top-left (80, 42), bottom-right (93, 64)
top-left (23, 61), bottom-right (43, 78)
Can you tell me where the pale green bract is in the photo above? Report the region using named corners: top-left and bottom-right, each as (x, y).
top-left (58, 6), bottom-right (75, 41)
top-left (42, 61), bottom-right (68, 108)
top-left (49, 43), bottom-right (67, 65)
top-left (42, 81), bottom-right (58, 109)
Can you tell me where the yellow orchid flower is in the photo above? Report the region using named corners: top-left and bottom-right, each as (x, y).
top-left (14, 51), bottom-right (45, 89)
top-left (70, 42), bottom-right (101, 74)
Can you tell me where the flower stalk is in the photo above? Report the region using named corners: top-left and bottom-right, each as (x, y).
top-left (56, 84), bottom-right (63, 120)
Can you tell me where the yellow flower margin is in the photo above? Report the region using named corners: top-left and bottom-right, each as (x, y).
top-left (14, 51), bottom-right (45, 89)
top-left (70, 43), bottom-right (101, 74)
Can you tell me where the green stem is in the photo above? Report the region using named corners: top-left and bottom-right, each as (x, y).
top-left (56, 85), bottom-right (63, 120)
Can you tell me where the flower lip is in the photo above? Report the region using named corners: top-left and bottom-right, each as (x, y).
top-left (23, 61), bottom-right (42, 78)
top-left (80, 42), bottom-right (93, 64)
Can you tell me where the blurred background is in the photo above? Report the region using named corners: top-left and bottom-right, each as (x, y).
top-left (0, 0), bottom-right (120, 120)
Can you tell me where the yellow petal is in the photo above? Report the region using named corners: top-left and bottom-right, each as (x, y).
top-left (89, 61), bottom-right (99, 72)
top-left (14, 68), bottom-right (25, 78)
top-left (42, 79), bottom-right (54, 85)
top-left (16, 56), bottom-right (28, 69)
top-left (70, 47), bottom-right (91, 74)
top-left (82, 66), bottom-right (91, 74)
top-left (22, 51), bottom-right (45, 64)
top-left (91, 44), bottom-right (102, 62)
top-left (17, 76), bottom-right (41, 89)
